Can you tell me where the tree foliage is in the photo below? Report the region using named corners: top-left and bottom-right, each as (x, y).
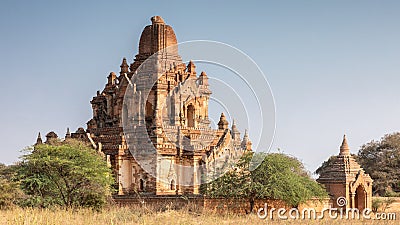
top-left (0, 164), bottom-right (24, 209)
top-left (16, 141), bottom-right (114, 209)
top-left (357, 132), bottom-right (400, 196)
top-left (203, 152), bottom-right (327, 212)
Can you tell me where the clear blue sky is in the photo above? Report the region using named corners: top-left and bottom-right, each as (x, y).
top-left (1, 0), bottom-right (400, 174)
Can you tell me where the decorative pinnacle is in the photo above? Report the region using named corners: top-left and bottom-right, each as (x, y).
top-left (218, 113), bottom-right (229, 130)
top-left (231, 118), bottom-right (239, 132)
top-left (339, 134), bottom-right (350, 156)
top-left (36, 132), bottom-right (43, 145)
top-left (187, 60), bottom-right (196, 76)
top-left (241, 129), bottom-right (251, 149)
top-left (151, 16), bottom-right (165, 25)
top-left (65, 127), bottom-right (71, 138)
top-left (243, 129), bottom-right (249, 139)
top-left (120, 58), bottom-right (129, 73)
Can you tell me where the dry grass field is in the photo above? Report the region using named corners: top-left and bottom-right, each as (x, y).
top-left (0, 206), bottom-right (398, 225)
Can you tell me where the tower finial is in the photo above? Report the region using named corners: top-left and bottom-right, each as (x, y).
top-left (187, 60), bottom-right (196, 77)
top-left (120, 57), bottom-right (129, 74)
top-left (241, 129), bottom-right (252, 150)
top-left (231, 118), bottom-right (240, 141)
top-left (218, 113), bottom-right (229, 130)
top-left (36, 132), bottom-right (43, 145)
top-left (231, 118), bottom-right (238, 132)
top-left (65, 127), bottom-right (71, 139)
top-left (198, 71), bottom-right (209, 86)
top-left (151, 16), bottom-right (165, 24)
top-left (243, 129), bottom-right (249, 140)
top-left (339, 134), bottom-right (350, 156)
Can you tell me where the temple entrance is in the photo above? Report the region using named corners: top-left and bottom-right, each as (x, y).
top-left (187, 105), bottom-right (195, 127)
top-left (354, 185), bottom-right (366, 210)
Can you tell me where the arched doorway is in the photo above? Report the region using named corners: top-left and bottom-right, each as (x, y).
top-left (355, 185), bottom-right (366, 210)
top-left (187, 105), bottom-right (195, 127)
top-left (139, 179), bottom-right (145, 191)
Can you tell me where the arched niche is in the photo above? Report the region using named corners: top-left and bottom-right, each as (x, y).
top-left (187, 104), bottom-right (195, 127)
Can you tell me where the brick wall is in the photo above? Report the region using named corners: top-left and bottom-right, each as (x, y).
top-left (113, 195), bottom-right (331, 214)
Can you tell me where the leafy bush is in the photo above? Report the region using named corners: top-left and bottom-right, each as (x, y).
top-left (16, 141), bottom-right (114, 210)
top-left (203, 152), bottom-right (327, 212)
top-left (0, 164), bottom-right (24, 209)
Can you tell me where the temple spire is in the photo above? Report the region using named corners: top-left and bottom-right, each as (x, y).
top-left (36, 132), bottom-right (43, 145)
top-left (242, 129), bottom-right (249, 143)
top-left (198, 71), bottom-right (209, 85)
top-left (65, 127), bottom-right (71, 139)
top-left (120, 57), bottom-right (129, 74)
top-left (231, 118), bottom-right (236, 128)
top-left (231, 118), bottom-right (239, 133)
top-left (339, 134), bottom-right (350, 156)
top-left (241, 129), bottom-right (252, 150)
top-left (231, 118), bottom-right (240, 141)
top-left (218, 113), bottom-right (229, 130)
top-left (187, 60), bottom-right (196, 77)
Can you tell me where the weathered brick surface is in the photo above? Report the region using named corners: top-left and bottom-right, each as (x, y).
top-left (113, 196), bottom-right (331, 214)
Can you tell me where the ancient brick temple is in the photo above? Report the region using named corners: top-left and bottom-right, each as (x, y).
top-left (37, 16), bottom-right (252, 196)
top-left (317, 135), bottom-right (373, 210)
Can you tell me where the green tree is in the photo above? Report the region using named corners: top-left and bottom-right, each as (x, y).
top-left (357, 132), bottom-right (400, 196)
top-left (17, 141), bottom-right (114, 209)
top-left (0, 164), bottom-right (24, 209)
top-left (203, 152), bottom-right (327, 213)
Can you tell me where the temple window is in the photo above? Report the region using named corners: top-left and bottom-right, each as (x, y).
top-left (139, 179), bottom-right (145, 191)
top-left (146, 101), bottom-right (153, 118)
top-left (187, 105), bottom-right (195, 127)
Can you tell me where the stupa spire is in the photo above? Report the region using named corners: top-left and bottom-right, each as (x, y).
top-left (218, 113), bottom-right (229, 130)
top-left (339, 134), bottom-right (350, 156)
top-left (36, 132), bottom-right (43, 145)
top-left (65, 127), bottom-right (71, 139)
top-left (120, 57), bottom-right (129, 74)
